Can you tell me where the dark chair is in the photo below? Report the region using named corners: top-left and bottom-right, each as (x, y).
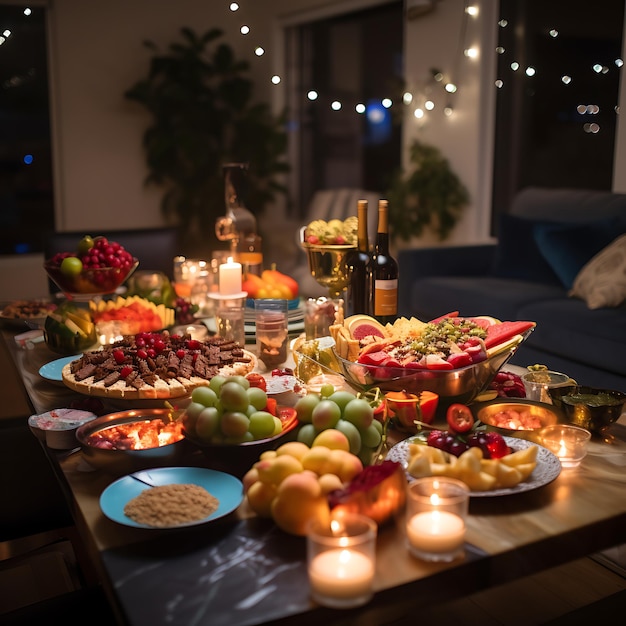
top-left (43, 227), bottom-right (181, 293)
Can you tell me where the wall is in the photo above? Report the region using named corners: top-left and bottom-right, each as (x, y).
top-left (2, 0), bottom-right (624, 299)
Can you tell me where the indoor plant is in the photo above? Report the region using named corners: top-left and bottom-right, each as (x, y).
top-left (125, 27), bottom-right (289, 256)
top-left (386, 139), bottom-right (470, 241)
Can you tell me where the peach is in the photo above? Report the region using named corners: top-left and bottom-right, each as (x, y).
top-left (301, 445), bottom-right (336, 476)
top-left (275, 441), bottom-right (311, 461)
top-left (255, 454), bottom-right (303, 485)
top-left (318, 473), bottom-right (344, 494)
top-left (329, 448), bottom-right (364, 483)
top-left (247, 480), bottom-right (278, 517)
top-left (271, 470), bottom-right (330, 535)
top-left (259, 450), bottom-right (278, 461)
top-left (312, 428), bottom-right (350, 451)
top-left (242, 467), bottom-right (259, 493)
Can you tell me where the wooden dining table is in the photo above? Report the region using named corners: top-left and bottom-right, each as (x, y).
top-left (3, 324), bottom-right (626, 626)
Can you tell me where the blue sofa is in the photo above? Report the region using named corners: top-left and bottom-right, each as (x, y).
top-left (398, 187), bottom-right (626, 392)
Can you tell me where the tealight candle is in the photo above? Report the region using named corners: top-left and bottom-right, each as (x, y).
top-left (540, 424), bottom-right (591, 468)
top-left (218, 257), bottom-right (242, 295)
top-left (405, 477), bottom-right (469, 562)
top-left (307, 514), bottom-right (377, 609)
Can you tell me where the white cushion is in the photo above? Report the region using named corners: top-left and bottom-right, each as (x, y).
top-left (569, 234), bottom-right (626, 309)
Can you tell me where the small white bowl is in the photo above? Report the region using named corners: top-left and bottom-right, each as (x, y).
top-left (29, 408), bottom-right (97, 449)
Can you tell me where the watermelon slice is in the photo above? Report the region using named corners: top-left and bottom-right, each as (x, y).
top-left (484, 321), bottom-right (536, 349)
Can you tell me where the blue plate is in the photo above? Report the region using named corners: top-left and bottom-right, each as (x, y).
top-left (246, 298), bottom-right (300, 310)
top-left (39, 355), bottom-right (80, 383)
top-left (100, 467), bottom-right (244, 529)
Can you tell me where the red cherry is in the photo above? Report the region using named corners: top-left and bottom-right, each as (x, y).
top-left (147, 348), bottom-right (156, 358)
top-left (137, 348), bottom-right (148, 360)
top-left (112, 349), bottom-right (125, 364)
top-left (120, 365), bottom-right (133, 378)
top-left (176, 349), bottom-right (186, 359)
top-left (486, 432), bottom-right (510, 459)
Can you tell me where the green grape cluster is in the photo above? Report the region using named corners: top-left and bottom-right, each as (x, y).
top-left (182, 375), bottom-right (282, 444)
top-left (294, 385), bottom-right (383, 465)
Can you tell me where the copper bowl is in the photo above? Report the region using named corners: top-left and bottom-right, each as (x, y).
top-left (75, 408), bottom-right (191, 475)
top-left (44, 259), bottom-right (138, 295)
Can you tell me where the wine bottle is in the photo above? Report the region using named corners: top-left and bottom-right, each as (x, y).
top-left (372, 199), bottom-right (398, 324)
top-left (346, 200), bottom-right (372, 316)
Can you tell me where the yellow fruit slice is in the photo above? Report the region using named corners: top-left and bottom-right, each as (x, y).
top-left (66, 311), bottom-right (94, 335)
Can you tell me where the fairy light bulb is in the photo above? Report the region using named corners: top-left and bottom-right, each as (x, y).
top-left (271, 75), bottom-right (281, 85)
top-left (240, 25), bottom-right (250, 35)
top-left (229, 2), bottom-right (239, 10)
top-left (331, 100), bottom-right (342, 111)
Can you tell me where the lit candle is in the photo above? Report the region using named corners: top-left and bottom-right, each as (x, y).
top-left (308, 548), bottom-right (375, 600)
top-left (406, 510), bottom-right (466, 556)
top-left (540, 424), bottom-right (591, 468)
top-left (218, 256), bottom-right (242, 295)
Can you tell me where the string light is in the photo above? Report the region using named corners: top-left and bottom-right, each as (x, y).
top-left (224, 1), bottom-right (621, 130)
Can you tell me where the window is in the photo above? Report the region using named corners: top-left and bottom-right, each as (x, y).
top-left (492, 0), bottom-right (624, 228)
top-left (285, 1), bottom-right (403, 216)
top-left (0, 3), bottom-right (53, 255)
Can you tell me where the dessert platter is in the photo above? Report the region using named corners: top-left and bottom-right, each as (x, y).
top-left (61, 331), bottom-right (257, 400)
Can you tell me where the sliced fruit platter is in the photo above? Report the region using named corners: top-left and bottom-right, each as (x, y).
top-left (89, 295), bottom-right (175, 335)
top-left (327, 312), bottom-right (535, 406)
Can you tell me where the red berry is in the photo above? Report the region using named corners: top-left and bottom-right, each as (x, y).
top-left (176, 349), bottom-right (186, 359)
top-left (112, 349), bottom-right (125, 364)
top-left (137, 348), bottom-right (148, 360)
top-left (485, 432), bottom-right (510, 459)
top-left (120, 365), bottom-right (133, 378)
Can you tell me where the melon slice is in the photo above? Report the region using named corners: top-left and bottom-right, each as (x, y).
top-left (345, 315), bottom-right (389, 341)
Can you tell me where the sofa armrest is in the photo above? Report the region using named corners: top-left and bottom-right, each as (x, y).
top-left (398, 244), bottom-right (496, 316)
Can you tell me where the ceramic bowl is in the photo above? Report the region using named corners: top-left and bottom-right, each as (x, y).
top-left (75, 408), bottom-right (190, 475)
top-left (44, 259), bottom-right (138, 295)
top-left (547, 385), bottom-right (626, 435)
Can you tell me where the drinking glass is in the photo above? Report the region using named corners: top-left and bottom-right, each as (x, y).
top-left (254, 299), bottom-right (289, 370)
top-left (214, 302), bottom-right (246, 347)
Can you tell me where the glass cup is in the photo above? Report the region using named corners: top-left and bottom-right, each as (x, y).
top-left (304, 297), bottom-right (344, 340)
top-left (405, 477), bottom-right (469, 563)
top-left (540, 424), bottom-right (591, 469)
top-left (521, 370), bottom-right (571, 404)
top-left (214, 301), bottom-right (246, 347)
top-left (307, 513), bottom-right (377, 609)
top-left (254, 299), bottom-right (289, 370)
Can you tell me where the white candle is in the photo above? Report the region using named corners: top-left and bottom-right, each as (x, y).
top-left (308, 548), bottom-right (374, 600)
top-left (407, 510), bottom-right (466, 555)
top-left (218, 257), bottom-right (242, 295)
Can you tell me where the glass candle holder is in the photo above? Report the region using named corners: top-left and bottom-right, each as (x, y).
top-left (405, 477), bottom-right (469, 562)
top-left (539, 424), bottom-right (591, 468)
top-left (303, 297), bottom-right (344, 340)
top-left (307, 513), bottom-right (377, 609)
top-left (211, 296), bottom-right (246, 347)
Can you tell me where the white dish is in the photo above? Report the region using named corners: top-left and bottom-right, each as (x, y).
top-left (100, 466), bottom-right (244, 529)
top-left (386, 436), bottom-right (561, 498)
top-left (39, 355), bottom-right (80, 384)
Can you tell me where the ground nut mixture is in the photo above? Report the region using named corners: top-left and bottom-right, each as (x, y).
top-left (124, 483), bottom-right (219, 527)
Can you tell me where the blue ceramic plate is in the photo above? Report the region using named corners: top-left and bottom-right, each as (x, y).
top-left (100, 467), bottom-right (244, 529)
top-left (39, 355), bottom-right (80, 383)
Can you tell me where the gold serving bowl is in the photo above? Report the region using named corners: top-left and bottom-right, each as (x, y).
top-left (300, 239), bottom-right (356, 299)
top-left (474, 398), bottom-right (561, 442)
top-left (44, 259), bottom-right (138, 295)
top-left (547, 385), bottom-right (626, 437)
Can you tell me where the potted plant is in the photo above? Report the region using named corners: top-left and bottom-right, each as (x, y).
top-left (386, 139), bottom-right (470, 242)
top-left (125, 27), bottom-right (289, 256)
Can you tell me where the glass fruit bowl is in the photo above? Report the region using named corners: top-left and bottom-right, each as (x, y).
top-left (44, 259), bottom-right (139, 296)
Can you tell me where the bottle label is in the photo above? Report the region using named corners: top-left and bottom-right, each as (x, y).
top-left (374, 279), bottom-right (398, 316)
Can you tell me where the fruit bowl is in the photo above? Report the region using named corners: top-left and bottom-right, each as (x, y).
top-left (333, 347), bottom-right (519, 414)
top-left (182, 406), bottom-right (299, 477)
top-left (547, 385), bottom-right (626, 436)
top-left (75, 408), bottom-right (191, 475)
top-left (44, 259), bottom-right (139, 296)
